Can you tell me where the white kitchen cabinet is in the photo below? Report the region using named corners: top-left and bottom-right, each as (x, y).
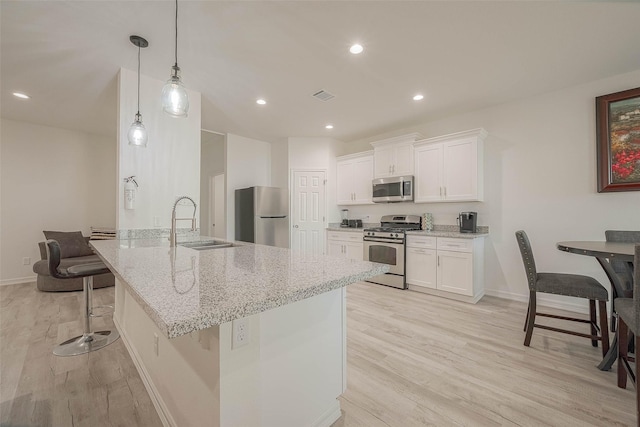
top-left (370, 133), bottom-right (422, 178)
top-left (326, 231), bottom-right (364, 261)
top-left (406, 235), bottom-right (437, 289)
top-left (336, 151), bottom-right (373, 205)
top-left (414, 128), bottom-right (487, 203)
top-left (406, 235), bottom-right (484, 303)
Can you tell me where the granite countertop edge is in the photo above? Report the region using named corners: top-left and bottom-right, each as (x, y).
top-left (91, 237), bottom-right (389, 339)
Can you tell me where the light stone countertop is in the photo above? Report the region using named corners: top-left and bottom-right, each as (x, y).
top-left (326, 227), bottom-right (365, 232)
top-left (90, 236), bottom-right (388, 339)
top-left (405, 230), bottom-right (488, 239)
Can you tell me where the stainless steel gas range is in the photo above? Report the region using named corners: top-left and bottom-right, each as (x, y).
top-left (363, 215), bottom-right (422, 289)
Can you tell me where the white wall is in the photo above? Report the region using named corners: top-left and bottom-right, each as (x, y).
top-left (342, 68), bottom-right (640, 311)
top-left (0, 119), bottom-right (116, 284)
top-left (225, 134), bottom-right (271, 239)
top-left (117, 68), bottom-right (201, 230)
top-left (270, 139), bottom-right (289, 189)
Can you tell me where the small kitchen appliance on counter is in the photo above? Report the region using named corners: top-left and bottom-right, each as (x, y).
top-left (458, 212), bottom-right (478, 233)
top-left (347, 219), bottom-right (363, 228)
top-left (363, 215), bottom-right (422, 289)
top-left (340, 209), bottom-right (349, 228)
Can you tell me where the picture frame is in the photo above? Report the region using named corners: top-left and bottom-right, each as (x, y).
top-left (596, 86), bottom-right (640, 192)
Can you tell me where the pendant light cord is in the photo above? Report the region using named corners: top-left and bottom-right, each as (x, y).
top-left (174, 0), bottom-right (178, 68)
top-left (137, 44), bottom-right (141, 116)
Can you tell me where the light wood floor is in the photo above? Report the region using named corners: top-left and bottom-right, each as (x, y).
top-left (1, 281), bottom-right (635, 426)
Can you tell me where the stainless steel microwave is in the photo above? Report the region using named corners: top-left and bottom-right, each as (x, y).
top-left (372, 176), bottom-right (414, 203)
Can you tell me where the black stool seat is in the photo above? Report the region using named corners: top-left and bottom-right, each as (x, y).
top-left (45, 239), bottom-right (119, 356)
top-left (66, 262), bottom-right (111, 277)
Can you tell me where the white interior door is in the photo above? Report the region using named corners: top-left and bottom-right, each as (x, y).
top-left (291, 170), bottom-right (326, 256)
top-left (213, 174), bottom-right (225, 238)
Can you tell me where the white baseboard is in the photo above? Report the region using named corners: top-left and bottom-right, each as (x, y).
top-left (484, 289), bottom-right (593, 315)
top-left (0, 276), bottom-right (36, 286)
top-left (113, 317), bottom-right (176, 427)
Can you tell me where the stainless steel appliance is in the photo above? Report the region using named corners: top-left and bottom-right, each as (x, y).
top-left (235, 186), bottom-right (289, 248)
top-left (458, 211), bottom-right (477, 233)
top-left (363, 214), bottom-right (422, 289)
top-left (372, 176), bottom-right (414, 203)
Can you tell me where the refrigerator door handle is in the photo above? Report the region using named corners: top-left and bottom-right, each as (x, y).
top-left (259, 216), bottom-right (287, 219)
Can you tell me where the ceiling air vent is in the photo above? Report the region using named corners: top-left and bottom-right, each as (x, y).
top-left (312, 90), bottom-right (335, 102)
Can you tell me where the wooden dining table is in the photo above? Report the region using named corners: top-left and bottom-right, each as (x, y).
top-left (556, 240), bottom-right (635, 371)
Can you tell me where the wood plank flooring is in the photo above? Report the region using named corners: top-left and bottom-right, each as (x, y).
top-left (1, 281), bottom-right (635, 426)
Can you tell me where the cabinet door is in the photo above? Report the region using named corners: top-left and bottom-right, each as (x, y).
top-left (327, 241), bottom-right (345, 258)
top-left (352, 155), bottom-right (373, 203)
top-left (345, 242), bottom-right (364, 261)
top-left (443, 138), bottom-right (478, 201)
top-left (393, 144), bottom-right (414, 176)
top-left (406, 248), bottom-right (437, 289)
top-left (437, 250), bottom-right (473, 296)
top-left (373, 146), bottom-right (394, 178)
top-left (336, 160), bottom-right (354, 205)
top-left (414, 144), bottom-right (443, 203)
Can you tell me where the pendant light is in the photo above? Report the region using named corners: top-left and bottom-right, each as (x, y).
top-left (161, 0), bottom-right (189, 117)
top-left (128, 35), bottom-right (149, 147)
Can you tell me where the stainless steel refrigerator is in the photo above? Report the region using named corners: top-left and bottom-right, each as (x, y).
top-left (235, 186), bottom-right (289, 248)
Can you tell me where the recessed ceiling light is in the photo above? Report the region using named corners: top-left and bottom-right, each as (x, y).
top-left (413, 94), bottom-right (424, 101)
top-left (13, 92), bottom-right (30, 99)
top-left (349, 44), bottom-right (363, 55)
top-left (256, 99), bottom-right (266, 105)
top-left (325, 124), bottom-right (334, 129)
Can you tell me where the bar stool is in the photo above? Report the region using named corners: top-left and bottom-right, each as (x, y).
top-left (46, 239), bottom-right (119, 356)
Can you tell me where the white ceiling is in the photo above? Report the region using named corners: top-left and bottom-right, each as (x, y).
top-left (2, 1), bottom-right (640, 143)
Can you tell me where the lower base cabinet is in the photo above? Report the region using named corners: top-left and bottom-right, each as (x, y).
top-left (327, 231), bottom-right (364, 261)
top-left (406, 235), bottom-right (484, 303)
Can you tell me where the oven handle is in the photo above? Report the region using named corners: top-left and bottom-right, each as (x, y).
top-left (363, 237), bottom-right (405, 245)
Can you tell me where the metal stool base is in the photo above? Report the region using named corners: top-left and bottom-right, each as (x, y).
top-left (53, 330), bottom-right (120, 357)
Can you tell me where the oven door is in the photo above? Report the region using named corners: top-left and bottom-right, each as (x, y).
top-left (363, 240), bottom-right (404, 275)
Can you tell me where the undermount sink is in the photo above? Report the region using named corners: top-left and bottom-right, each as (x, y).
top-left (179, 241), bottom-right (234, 250)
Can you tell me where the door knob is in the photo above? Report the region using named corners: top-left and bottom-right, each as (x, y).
top-left (293, 225), bottom-right (299, 228)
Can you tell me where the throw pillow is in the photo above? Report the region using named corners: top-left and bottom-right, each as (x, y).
top-left (43, 230), bottom-right (94, 258)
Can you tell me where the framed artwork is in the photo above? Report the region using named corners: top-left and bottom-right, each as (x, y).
top-left (596, 87), bottom-right (640, 192)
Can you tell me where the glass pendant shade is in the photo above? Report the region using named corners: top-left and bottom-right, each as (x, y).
top-left (128, 114), bottom-right (148, 147)
top-left (161, 66), bottom-right (189, 117)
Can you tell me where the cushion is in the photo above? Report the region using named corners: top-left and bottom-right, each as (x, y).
top-left (43, 230), bottom-right (94, 258)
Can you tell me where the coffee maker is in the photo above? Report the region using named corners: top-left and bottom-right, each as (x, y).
top-left (458, 212), bottom-right (477, 233)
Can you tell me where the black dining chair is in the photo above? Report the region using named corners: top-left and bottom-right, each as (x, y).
top-left (616, 244), bottom-right (640, 426)
top-left (515, 230), bottom-right (609, 356)
top-left (605, 230), bottom-right (640, 331)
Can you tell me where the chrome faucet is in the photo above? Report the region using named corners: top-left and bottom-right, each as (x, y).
top-left (170, 196), bottom-right (197, 247)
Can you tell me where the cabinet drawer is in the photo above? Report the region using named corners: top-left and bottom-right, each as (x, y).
top-left (406, 236), bottom-right (436, 249)
top-left (327, 231), bottom-right (362, 242)
top-left (437, 238), bottom-right (473, 253)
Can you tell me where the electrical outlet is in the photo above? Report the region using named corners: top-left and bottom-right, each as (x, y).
top-left (232, 318), bottom-right (250, 349)
top-left (22, 257), bottom-right (31, 265)
top-left (153, 333), bottom-right (159, 356)
top-left (154, 216), bottom-right (161, 227)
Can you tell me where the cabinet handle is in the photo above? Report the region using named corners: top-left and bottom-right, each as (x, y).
top-left (437, 255), bottom-right (440, 266)
top-left (439, 187), bottom-right (443, 197)
top-left (443, 187), bottom-right (447, 197)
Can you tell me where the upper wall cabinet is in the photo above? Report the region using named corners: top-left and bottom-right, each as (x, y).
top-left (336, 151), bottom-right (374, 205)
top-left (414, 128), bottom-right (487, 203)
top-left (370, 133), bottom-right (422, 178)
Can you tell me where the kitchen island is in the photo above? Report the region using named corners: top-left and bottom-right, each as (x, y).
top-left (91, 237), bottom-right (388, 427)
